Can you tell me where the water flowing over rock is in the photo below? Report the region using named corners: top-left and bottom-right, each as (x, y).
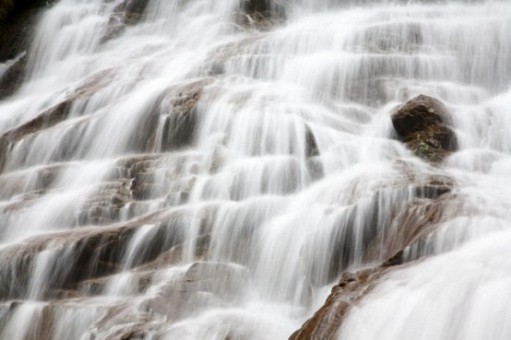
top-left (235, 0), bottom-right (286, 30)
top-left (0, 0), bottom-right (58, 98)
top-left (0, 0), bottom-right (511, 339)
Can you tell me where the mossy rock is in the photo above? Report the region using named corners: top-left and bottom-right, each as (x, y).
top-left (391, 95), bottom-right (458, 163)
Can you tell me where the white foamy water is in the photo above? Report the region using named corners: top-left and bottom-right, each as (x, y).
top-left (0, 0), bottom-right (510, 339)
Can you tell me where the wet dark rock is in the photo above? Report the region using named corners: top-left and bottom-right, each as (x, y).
top-left (362, 22), bottom-right (423, 53)
top-left (0, 163), bottom-right (72, 202)
top-left (0, 0), bottom-right (56, 23)
top-left (290, 265), bottom-right (398, 340)
top-left (113, 153), bottom-right (201, 204)
top-left (2, 100), bottom-right (72, 142)
top-left (0, 300), bottom-right (116, 340)
top-left (305, 125), bottom-right (320, 158)
top-left (78, 181), bottom-right (132, 226)
top-left (159, 92), bottom-right (199, 151)
top-left (0, 52), bottom-right (27, 98)
top-left (114, 0), bottom-right (149, 24)
top-left (78, 235), bottom-right (212, 295)
top-left (305, 125), bottom-right (324, 180)
top-left (88, 304), bottom-right (158, 340)
top-left (316, 172), bottom-right (454, 286)
top-left (78, 270), bottom-right (154, 296)
top-left (203, 36), bottom-right (264, 77)
top-left (391, 95), bottom-right (458, 162)
top-left (115, 154), bottom-right (159, 201)
top-left (0, 0), bottom-right (58, 98)
top-left (102, 0), bottom-right (150, 42)
top-left (146, 262), bottom-right (249, 321)
top-left (136, 234), bottom-right (212, 272)
top-left (0, 137), bottom-right (9, 173)
top-left (0, 0), bottom-right (13, 22)
top-left (292, 168), bottom-right (457, 339)
top-left (1, 69), bottom-right (113, 147)
top-left (0, 209), bottom-right (191, 300)
top-left (151, 79), bottom-right (213, 152)
top-left (9, 228), bottom-right (138, 298)
top-left (235, 0), bottom-right (286, 31)
top-left (363, 192), bottom-right (453, 264)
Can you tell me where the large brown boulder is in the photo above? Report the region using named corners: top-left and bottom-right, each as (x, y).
top-left (391, 95), bottom-right (457, 163)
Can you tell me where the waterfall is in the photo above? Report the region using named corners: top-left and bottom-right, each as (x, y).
top-left (0, 0), bottom-right (510, 339)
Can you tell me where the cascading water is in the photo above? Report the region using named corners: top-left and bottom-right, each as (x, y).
top-left (0, 0), bottom-right (510, 339)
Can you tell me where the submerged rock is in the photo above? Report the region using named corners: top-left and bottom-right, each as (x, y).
top-left (391, 95), bottom-right (458, 163)
top-left (0, 209), bottom-right (190, 300)
top-left (235, 0), bottom-right (286, 31)
top-left (0, 69), bottom-right (114, 164)
top-left (151, 78), bottom-right (213, 152)
top-left (113, 0), bottom-right (149, 24)
top-left (146, 262), bottom-right (249, 321)
top-left (292, 163), bottom-right (458, 338)
top-left (102, 0), bottom-right (150, 42)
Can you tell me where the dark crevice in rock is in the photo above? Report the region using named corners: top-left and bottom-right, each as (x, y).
top-left (234, 0), bottom-right (286, 31)
top-left (144, 78), bottom-right (212, 153)
top-left (305, 125), bottom-right (320, 158)
top-left (0, 0), bottom-right (58, 98)
top-left (0, 51), bottom-right (27, 98)
top-left (305, 125), bottom-right (324, 180)
top-left (101, 0), bottom-right (150, 43)
top-left (159, 90), bottom-right (200, 151)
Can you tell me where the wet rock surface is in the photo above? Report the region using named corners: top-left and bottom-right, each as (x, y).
top-left (0, 1), bottom-right (60, 98)
top-left (146, 262), bottom-right (249, 321)
top-left (0, 1), bottom-right (509, 339)
top-left (290, 265), bottom-right (398, 340)
top-left (0, 208), bottom-right (194, 300)
top-left (292, 162), bottom-right (459, 339)
top-left (315, 161), bottom-right (455, 285)
top-left (391, 95), bottom-right (458, 162)
top-left (157, 79), bottom-right (212, 151)
top-left (235, 0), bottom-right (286, 30)
top-left (102, 0), bottom-right (150, 42)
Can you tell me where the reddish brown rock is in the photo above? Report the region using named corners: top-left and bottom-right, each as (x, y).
top-left (290, 265), bottom-right (398, 340)
top-left (391, 95), bottom-right (458, 162)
